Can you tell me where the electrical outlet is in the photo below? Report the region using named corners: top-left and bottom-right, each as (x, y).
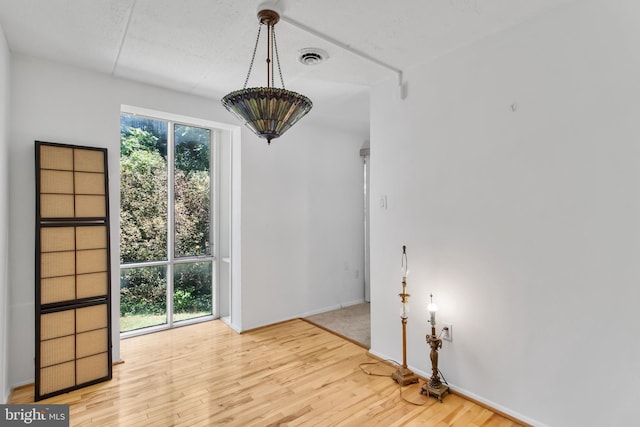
top-left (379, 195), bottom-right (387, 209)
top-left (442, 323), bottom-right (452, 342)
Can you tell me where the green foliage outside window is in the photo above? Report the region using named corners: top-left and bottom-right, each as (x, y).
top-left (120, 144), bottom-right (168, 263)
top-left (174, 262), bottom-right (212, 313)
top-left (120, 121), bottom-right (212, 319)
top-left (120, 266), bottom-right (167, 316)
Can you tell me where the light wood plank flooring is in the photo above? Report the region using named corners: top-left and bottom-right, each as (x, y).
top-left (9, 319), bottom-right (522, 426)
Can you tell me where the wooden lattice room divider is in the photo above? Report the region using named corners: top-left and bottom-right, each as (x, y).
top-left (34, 141), bottom-right (112, 400)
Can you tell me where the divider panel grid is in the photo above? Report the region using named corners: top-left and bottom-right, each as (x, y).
top-left (35, 141), bottom-right (112, 401)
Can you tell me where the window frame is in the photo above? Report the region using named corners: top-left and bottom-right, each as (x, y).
top-left (119, 105), bottom-right (228, 338)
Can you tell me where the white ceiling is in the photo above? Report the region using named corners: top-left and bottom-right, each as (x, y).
top-left (0, 0), bottom-right (576, 133)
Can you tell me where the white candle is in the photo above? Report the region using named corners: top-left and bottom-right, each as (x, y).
top-left (427, 295), bottom-right (438, 326)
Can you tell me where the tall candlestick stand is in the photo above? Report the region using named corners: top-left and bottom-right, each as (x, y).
top-left (392, 246), bottom-right (419, 386)
top-left (421, 295), bottom-right (449, 401)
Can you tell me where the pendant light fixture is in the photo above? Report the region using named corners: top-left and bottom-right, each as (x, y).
top-left (222, 7), bottom-right (313, 145)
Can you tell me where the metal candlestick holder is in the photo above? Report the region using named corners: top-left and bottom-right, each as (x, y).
top-left (420, 322), bottom-right (450, 401)
top-left (392, 246), bottom-right (419, 386)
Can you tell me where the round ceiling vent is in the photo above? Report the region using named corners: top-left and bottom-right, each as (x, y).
top-left (298, 48), bottom-right (329, 66)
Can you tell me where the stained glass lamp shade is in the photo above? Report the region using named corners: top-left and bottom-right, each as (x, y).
top-left (222, 87), bottom-right (312, 145)
top-left (222, 9), bottom-right (312, 145)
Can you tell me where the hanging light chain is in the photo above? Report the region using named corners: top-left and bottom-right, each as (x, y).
top-left (270, 25), bottom-right (275, 88)
top-left (267, 23), bottom-right (273, 88)
top-left (272, 25), bottom-right (286, 89)
top-left (243, 24), bottom-right (263, 89)
top-left (221, 9), bottom-right (313, 145)
top-left (241, 20), bottom-right (286, 90)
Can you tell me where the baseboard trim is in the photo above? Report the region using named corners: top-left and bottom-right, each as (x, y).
top-left (446, 387), bottom-right (535, 427)
top-left (367, 349), bottom-right (541, 427)
top-left (239, 318), bottom-right (299, 334)
top-left (298, 299), bottom-right (367, 319)
top-left (7, 360), bottom-right (127, 404)
top-left (220, 316), bottom-right (241, 333)
top-left (340, 298), bottom-right (366, 308)
top-left (8, 383), bottom-right (32, 392)
top-left (298, 304), bottom-right (342, 318)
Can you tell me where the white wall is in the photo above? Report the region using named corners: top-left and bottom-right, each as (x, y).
top-left (8, 53), bottom-right (366, 387)
top-left (369, 1), bottom-right (640, 426)
top-left (0, 23), bottom-right (11, 404)
top-left (240, 121), bottom-right (366, 330)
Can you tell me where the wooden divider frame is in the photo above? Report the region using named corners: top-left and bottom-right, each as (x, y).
top-left (34, 140), bottom-right (112, 401)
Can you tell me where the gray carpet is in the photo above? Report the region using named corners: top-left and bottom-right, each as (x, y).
top-left (304, 303), bottom-right (370, 348)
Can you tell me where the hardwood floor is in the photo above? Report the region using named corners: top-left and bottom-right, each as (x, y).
top-left (9, 319), bottom-right (523, 426)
